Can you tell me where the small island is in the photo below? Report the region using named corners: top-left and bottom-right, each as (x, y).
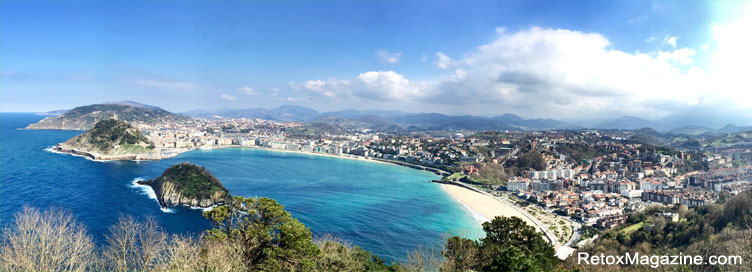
top-left (52, 118), bottom-right (167, 160)
top-left (138, 162), bottom-right (232, 208)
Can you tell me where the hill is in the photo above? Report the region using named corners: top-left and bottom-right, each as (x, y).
top-left (596, 116), bottom-right (653, 130)
top-left (52, 119), bottom-right (158, 160)
top-left (137, 162), bottom-right (232, 208)
top-left (26, 102), bottom-right (189, 130)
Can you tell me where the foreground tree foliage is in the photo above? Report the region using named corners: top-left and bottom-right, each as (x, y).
top-left (441, 216), bottom-right (557, 272)
top-left (1, 198), bottom-right (403, 272)
top-left (202, 196), bottom-right (321, 271)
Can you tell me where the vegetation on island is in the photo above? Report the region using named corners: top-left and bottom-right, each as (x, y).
top-left (63, 118), bottom-right (154, 155)
top-left (136, 163), bottom-right (232, 208)
top-left (149, 162), bottom-right (227, 200)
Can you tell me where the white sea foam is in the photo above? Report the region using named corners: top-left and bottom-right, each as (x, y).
top-left (188, 205), bottom-right (215, 212)
top-left (130, 178), bottom-right (175, 213)
top-left (44, 146), bottom-right (111, 162)
top-left (459, 201), bottom-right (489, 224)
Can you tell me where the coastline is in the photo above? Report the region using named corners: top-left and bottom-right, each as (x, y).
top-left (49, 144), bottom-right (178, 161)
top-left (440, 183), bottom-right (538, 227)
top-left (197, 145), bottom-right (395, 166)
top-left (195, 146), bottom-right (454, 178)
top-left (439, 181), bottom-right (562, 247)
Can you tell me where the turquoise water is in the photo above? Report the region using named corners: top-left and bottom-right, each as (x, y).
top-left (0, 113), bottom-right (482, 261)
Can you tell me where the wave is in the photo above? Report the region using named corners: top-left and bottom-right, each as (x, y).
top-left (44, 146), bottom-right (113, 162)
top-left (188, 205), bottom-right (215, 212)
top-left (129, 178), bottom-right (175, 213)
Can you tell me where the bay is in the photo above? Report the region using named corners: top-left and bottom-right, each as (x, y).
top-left (0, 113), bottom-right (482, 261)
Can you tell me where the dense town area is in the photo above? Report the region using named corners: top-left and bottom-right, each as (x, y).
top-left (130, 116), bottom-right (752, 249)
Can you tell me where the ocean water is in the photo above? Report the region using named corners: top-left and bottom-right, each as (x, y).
top-left (0, 113), bottom-right (482, 262)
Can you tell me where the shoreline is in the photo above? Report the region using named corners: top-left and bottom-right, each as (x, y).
top-left (195, 145), bottom-right (451, 177)
top-left (196, 145), bottom-right (397, 166)
top-left (49, 144), bottom-right (177, 161)
top-left (439, 182), bottom-right (538, 228)
top-left (439, 181), bottom-right (562, 247)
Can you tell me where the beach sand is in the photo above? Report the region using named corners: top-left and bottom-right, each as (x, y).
top-left (441, 183), bottom-right (537, 228)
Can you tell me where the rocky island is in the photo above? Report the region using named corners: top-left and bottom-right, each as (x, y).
top-left (137, 162), bottom-right (232, 208)
top-left (52, 118), bottom-right (163, 160)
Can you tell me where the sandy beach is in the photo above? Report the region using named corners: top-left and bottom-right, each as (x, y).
top-left (441, 183), bottom-right (537, 228)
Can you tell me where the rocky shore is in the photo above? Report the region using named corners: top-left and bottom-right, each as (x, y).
top-left (137, 162), bottom-right (232, 209)
top-left (51, 144), bottom-right (176, 161)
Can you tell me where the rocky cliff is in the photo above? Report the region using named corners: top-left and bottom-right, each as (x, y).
top-left (138, 162), bottom-right (232, 208)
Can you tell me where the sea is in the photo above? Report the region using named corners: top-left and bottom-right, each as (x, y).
top-left (0, 113), bottom-right (482, 262)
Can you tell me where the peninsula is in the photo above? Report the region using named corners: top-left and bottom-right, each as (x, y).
top-left (52, 118), bottom-right (163, 160)
top-left (26, 101), bottom-right (190, 130)
top-left (137, 162), bottom-right (232, 208)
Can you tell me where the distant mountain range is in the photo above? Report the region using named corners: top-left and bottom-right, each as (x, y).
top-left (184, 105), bottom-right (752, 133)
top-left (183, 106), bottom-right (582, 132)
top-left (593, 112), bottom-right (752, 132)
top-left (27, 101), bottom-right (752, 133)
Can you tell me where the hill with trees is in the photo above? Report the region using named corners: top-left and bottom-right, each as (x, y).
top-left (53, 118), bottom-right (156, 160)
top-left (26, 102), bottom-right (189, 130)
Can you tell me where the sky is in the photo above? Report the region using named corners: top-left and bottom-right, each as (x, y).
top-left (1, 0), bottom-right (751, 120)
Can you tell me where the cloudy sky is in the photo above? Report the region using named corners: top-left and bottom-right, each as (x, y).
top-left (1, 1), bottom-right (751, 120)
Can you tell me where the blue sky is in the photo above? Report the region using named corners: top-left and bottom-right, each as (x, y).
top-left (1, 0), bottom-right (750, 119)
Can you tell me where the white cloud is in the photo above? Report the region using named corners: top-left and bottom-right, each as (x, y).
top-left (220, 93), bottom-right (236, 101)
top-left (237, 86), bottom-right (255, 95)
top-left (375, 49), bottom-right (402, 64)
top-left (658, 48), bottom-right (696, 65)
top-left (352, 71), bottom-right (425, 101)
top-left (434, 52), bottom-right (456, 70)
top-left (293, 21), bottom-right (752, 118)
top-left (663, 35), bottom-right (678, 48)
top-left (298, 79), bottom-right (349, 97)
top-left (707, 7), bottom-right (752, 108)
top-left (644, 36), bottom-right (657, 43)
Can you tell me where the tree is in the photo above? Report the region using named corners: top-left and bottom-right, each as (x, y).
top-left (440, 216), bottom-right (557, 272)
top-left (314, 235), bottom-right (404, 272)
top-left (104, 215), bottom-right (168, 271)
top-left (403, 245), bottom-right (442, 272)
top-left (441, 236), bottom-right (479, 271)
top-left (516, 151), bottom-right (546, 171)
top-left (203, 196), bottom-right (320, 271)
top-left (479, 216), bottom-right (557, 271)
top-left (0, 206), bottom-right (97, 272)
